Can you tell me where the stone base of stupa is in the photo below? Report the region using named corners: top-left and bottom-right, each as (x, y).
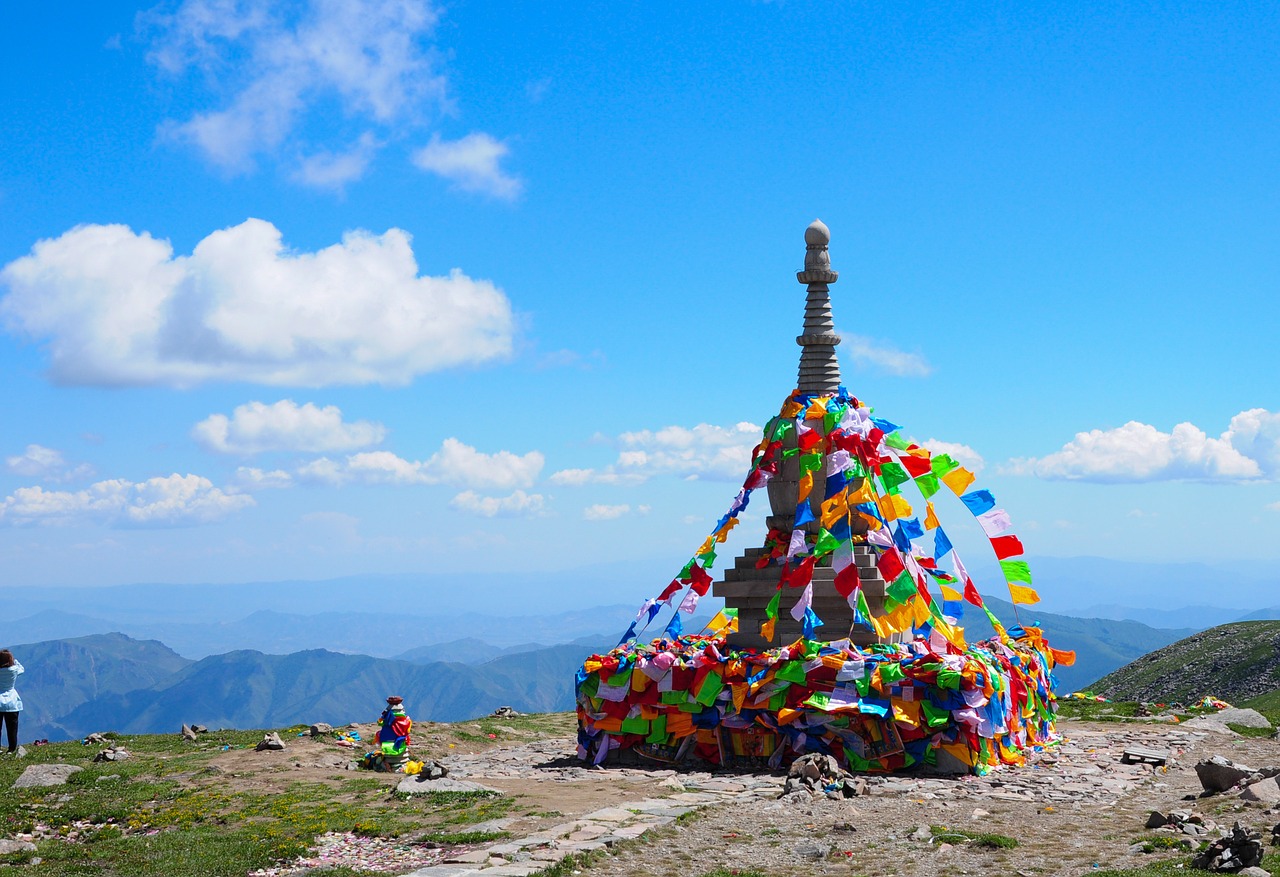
top-left (714, 543), bottom-right (894, 650)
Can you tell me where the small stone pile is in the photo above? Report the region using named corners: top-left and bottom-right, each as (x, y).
top-left (1145, 809), bottom-right (1217, 838)
top-left (1190, 822), bottom-right (1263, 872)
top-left (92, 746), bottom-right (130, 763)
top-left (255, 732), bottom-right (286, 752)
top-left (780, 753), bottom-right (867, 801)
top-left (490, 706), bottom-right (522, 718)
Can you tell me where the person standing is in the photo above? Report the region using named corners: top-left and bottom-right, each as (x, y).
top-left (0, 649), bottom-right (22, 756)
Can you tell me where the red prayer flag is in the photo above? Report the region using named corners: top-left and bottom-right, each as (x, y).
top-left (876, 547), bottom-right (905, 583)
top-left (990, 534), bottom-right (1025, 560)
top-left (962, 579), bottom-right (984, 607)
top-left (834, 564), bottom-right (860, 598)
top-left (898, 455), bottom-right (932, 478)
top-left (689, 564), bottom-right (713, 596)
top-left (658, 579), bottom-right (682, 603)
top-left (780, 556), bottom-right (816, 588)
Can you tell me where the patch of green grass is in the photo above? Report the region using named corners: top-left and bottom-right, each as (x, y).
top-left (420, 829), bottom-right (510, 845)
top-left (929, 826), bottom-right (1018, 849)
top-left (1131, 835), bottom-right (1191, 853)
top-left (1226, 723), bottom-right (1275, 737)
top-left (1054, 700), bottom-right (1140, 722)
top-left (1091, 859), bottom-right (1192, 877)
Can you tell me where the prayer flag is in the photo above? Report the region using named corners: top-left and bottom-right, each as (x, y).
top-left (999, 559), bottom-right (1033, 584)
top-left (941, 466), bottom-right (975, 495)
top-left (923, 501), bottom-right (940, 530)
top-left (960, 490), bottom-right (996, 516)
top-left (990, 534), bottom-right (1024, 560)
top-left (977, 508), bottom-right (1013, 536)
top-left (933, 527), bottom-right (953, 560)
top-left (1008, 583), bottom-right (1040, 605)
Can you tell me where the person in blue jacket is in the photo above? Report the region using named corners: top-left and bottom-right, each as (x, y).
top-left (0, 649), bottom-right (22, 756)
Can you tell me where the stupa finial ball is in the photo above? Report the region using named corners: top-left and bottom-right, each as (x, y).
top-left (804, 219), bottom-right (830, 248)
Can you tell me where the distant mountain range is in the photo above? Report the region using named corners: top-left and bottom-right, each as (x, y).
top-left (9, 590), bottom-right (1206, 742)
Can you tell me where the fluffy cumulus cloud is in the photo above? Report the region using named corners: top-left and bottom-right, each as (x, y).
top-left (287, 438), bottom-right (544, 490)
top-left (919, 439), bottom-right (985, 474)
top-left (194, 400), bottom-right (385, 454)
top-left (412, 132), bottom-right (522, 200)
top-left (1008, 408), bottom-right (1280, 483)
top-left (842, 334), bottom-right (932, 378)
top-left (5, 444), bottom-right (94, 483)
top-left (450, 489), bottom-right (544, 518)
top-left (0, 474), bottom-right (253, 527)
top-left (0, 219), bottom-right (514, 387)
top-left (550, 422), bottom-right (762, 486)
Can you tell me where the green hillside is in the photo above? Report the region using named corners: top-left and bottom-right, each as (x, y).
top-left (1088, 620), bottom-right (1280, 703)
top-left (12, 633), bottom-right (192, 740)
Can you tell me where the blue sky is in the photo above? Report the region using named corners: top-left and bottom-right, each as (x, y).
top-left (1, 2), bottom-right (1278, 612)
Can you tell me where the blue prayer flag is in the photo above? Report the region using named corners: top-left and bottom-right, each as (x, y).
top-left (960, 489), bottom-right (996, 516)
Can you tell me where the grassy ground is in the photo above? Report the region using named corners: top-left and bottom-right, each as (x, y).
top-left (0, 715), bottom-right (572, 877)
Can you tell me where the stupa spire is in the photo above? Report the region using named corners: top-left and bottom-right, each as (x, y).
top-left (795, 219), bottom-right (842, 394)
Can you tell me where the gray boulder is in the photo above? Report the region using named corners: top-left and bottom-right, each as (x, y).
top-left (395, 775), bottom-right (501, 796)
top-left (1240, 776), bottom-right (1280, 806)
top-left (1196, 755), bottom-right (1255, 793)
top-left (0, 839), bottom-right (37, 855)
top-left (255, 732), bottom-right (287, 752)
top-left (1216, 708), bottom-right (1272, 729)
top-left (13, 764), bottom-right (83, 789)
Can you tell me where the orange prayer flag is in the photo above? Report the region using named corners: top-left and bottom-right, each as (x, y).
top-left (924, 501), bottom-right (940, 531)
top-left (1050, 648), bottom-right (1077, 667)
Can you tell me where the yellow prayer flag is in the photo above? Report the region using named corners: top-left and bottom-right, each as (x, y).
top-left (797, 472), bottom-right (813, 502)
top-left (911, 595), bottom-right (932, 627)
top-left (1008, 583), bottom-right (1041, 605)
top-left (939, 583), bottom-right (963, 602)
top-left (848, 480), bottom-right (875, 504)
top-left (941, 466), bottom-right (976, 495)
top-left (924, 501), bottom-right (940, 531)
top-left (781, 401), bottom-right (804, 418)
top-left (805, 398), bottom-right (829, 419)
top-left (857, 512), bottom-right (882, 531)
top-left (696, 536), bottom-right (715, 556)
top-left (876, 493), bottom-right (900, 522)
top-left (760, 617), bottom-right (776, 642)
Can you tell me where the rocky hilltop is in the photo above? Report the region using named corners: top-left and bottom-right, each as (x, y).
top-left (1090, 620), bottom-right (1280, 704)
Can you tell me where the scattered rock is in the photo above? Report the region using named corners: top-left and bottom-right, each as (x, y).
top-left (0, 839), bottom-right (37, 855)
top-left (83, 733), bottom-right (107, 745)
top-left (793, 841), bottom-right (829, 860)
top-left (1216, 709), bottom-right (1273, 730)
top-left (13, 764), bottom-right (83, 789)
top-left (180, 724), bottom-right (198, 741)
top-left (256, 732), bottom-right (287, 752)
top-left (1238, 867), bottom-right (1271, 877)
top-left (1146, 810), bottom-right (1169, 829)
top-left (491, 706), bottom-right (522, 718)
top-left (1197, 756), bottom-right (1256, 793)
top-left (191, 725), bottom-right (208, 733)
top-left (1191, 822), bottom-right (1263, 872)
top-left (657, 776), bottom-right (685, 792)
top-left (309, 723), bottom-right (333, 736)
top-left (394, 775), bottom-right (502, 796)
top-left (93, 746), bottom-right (130, 763)
top-left (1241, 777), bottom-right (1280, 806)
top-left (910, 824), bottom-right (932, 842)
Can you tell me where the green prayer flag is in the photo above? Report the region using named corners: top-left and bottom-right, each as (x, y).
top-left (880, 461), bottom-right (909, 490)
top-left (782, 447), bottom-right (799, 459)
top-left (886, 571), bottom-right (918, 605)
top-left (1000, 559), bottom-right (1033, 584)
top-left (914, 472), bottom-right (941, 498)
top-left (678, 559), bottom-right (694, 580)
top-left (921, 700), bottom-right (951, 728)
top-left (775, 661), bottom-right (808, 684)
top-left (661, 690), bottom-right (686, 705)
top-left (620, 716), bottom-right (649, 735)
top-left (695, 671), bottom-right (724, 706)
top-left (768, 692), bottom-right (786, 711)
top-left (645, 713), bottom-right (668, 744)
top-left (814, 528), bottom-right (839, 555)
top-left (930, 453), bottom-right (959, 477)
top-left (878, 662), bottom-right (905, 684)
top-left (884, 433), bottom-right (910, 450)
top-left (854, 673), bottom-right (871, 697)
top-left (804, 691), bottom-right (833, 711)
top-left (765, 589), bottom-right (781, 619)
top-left (770, 418), bottom-right (791, 440)
top-left (604, 667), bottom-right (631, 687)
top-left (799, 452), bottom-right (823, 473)
top-left (697, 548), bottom-right (717, 568)
top-left (936, 668), bottom-right (962, 690)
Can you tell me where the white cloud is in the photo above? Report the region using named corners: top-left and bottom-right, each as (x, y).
top-left (0, 474), bottom-right (253, 528)
top-left (0, 219), bottom-right (514, 387)
top-left (194, 400), bottom-right (386, 454)
top-left (144, 0), bottom-right (445, 181)
top-left (291, 133), bottom-right (380, 190)
top-left (1267, 501), bottom-right (1280, 512)
top-left (412, 132), bottom-right (522, 200)
top-left (842, 333), bottom-right (932, 377)
top-left (291, 439), bottom-right (543, 490)
top-left (547, 468), bottom-right (596, 486)
top-left (5, 444), bottom-right (94, 483)
top-left (583, 503), bottom-right (631, 521)
top-left (919, 439), bottom-right (985, 474)
top-left (615, 422), bottom-right (762, 482)
top-left (234, 467), bottom-right (294, 490)
top-left (451, 490), bottom-right (544, 518)
top-left (1007, 409), bottom-right (1280, 483)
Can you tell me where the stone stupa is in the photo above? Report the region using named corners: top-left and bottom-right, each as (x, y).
top-left (712, 221), bottom-right (895, 649)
